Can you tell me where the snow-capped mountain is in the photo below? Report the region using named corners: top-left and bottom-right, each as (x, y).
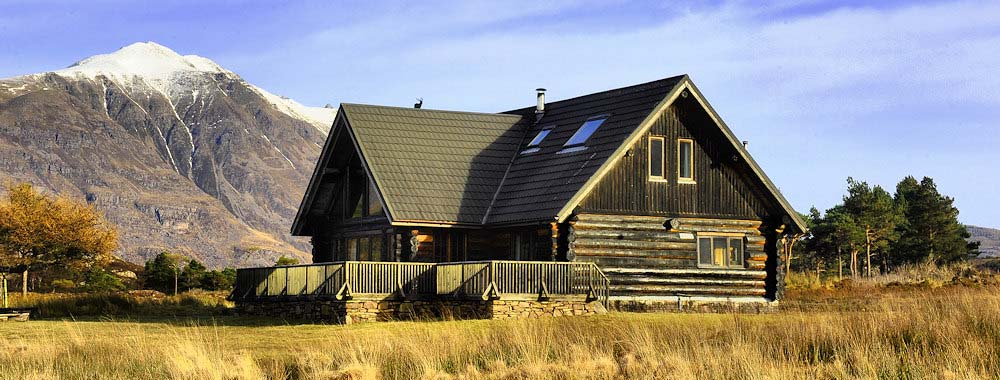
top-left (0, 42), bottom-right (336, 267)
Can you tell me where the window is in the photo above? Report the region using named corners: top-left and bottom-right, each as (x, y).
top-left (347, 176), bottom-right (384, 219)
top-left (564, 115), bottom-right (608, 147)
top-left (648, 136), bottom-right (665, 180)
top-left (521, 126), bottom-right (553, 154)
top-left (346, 235), bottom-right (384, 261)
top-left (697, 235), bottom-right (745, 268)
top-left (367, 180), bottom-right (384, 216)
top-left (678, 138), bottom-right (694, 183)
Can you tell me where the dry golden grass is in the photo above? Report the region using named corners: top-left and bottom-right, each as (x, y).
top-left (3, 285), bottom-right (1000, 379)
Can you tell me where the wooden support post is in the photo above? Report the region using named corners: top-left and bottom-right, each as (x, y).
top-left (538, 280), bottom-right (550, 301)
top-left (335, 282), bottom-right (352, 300)
top-left (550, 222), bottom-right (559, 262)
top-left (482, 281), bottom-right (499, 301)
top-left (1, 273), bottom-right (7, 309)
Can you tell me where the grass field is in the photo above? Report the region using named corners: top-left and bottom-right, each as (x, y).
top-left (3, 284), bottom-right (1000, 380)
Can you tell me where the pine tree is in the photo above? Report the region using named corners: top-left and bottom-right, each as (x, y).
top-left (179, 259), bottom-right (207, 292)
top-left (842, 178), bottom-right (902, 276)
top-left (142, 251), bottom-right (185, 294)
top-left (893, 176), bottom-right (978, 264)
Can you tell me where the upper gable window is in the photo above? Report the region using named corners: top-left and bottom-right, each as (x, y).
top-left (564, 115), bottom-right (608, 147)
top-left (678, 138), bottom-right (694, 183)
top-left (648, 136), bottom-right (665, 181)
top-left (521, 126), bottom-right (553, 154)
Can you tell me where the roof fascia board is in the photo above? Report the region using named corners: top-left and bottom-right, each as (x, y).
top-left (392, 220), bottom-right (483, 228)
top-left (553, 77), bottom-right (688, 223)
top-left (291, 110), bottom-right (345, 235)
top-left (683, 81), bottom-right (808, 233)
top-left (340, 106), bottom-right (398, 223)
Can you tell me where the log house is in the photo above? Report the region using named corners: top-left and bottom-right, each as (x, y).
top-left (292, 75), bottom-right (806, 305)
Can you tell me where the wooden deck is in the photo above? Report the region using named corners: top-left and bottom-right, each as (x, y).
top-left (231, 261), bottom-right (610, 306)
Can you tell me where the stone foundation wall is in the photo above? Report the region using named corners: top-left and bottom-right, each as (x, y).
top-left (237, 298), bottom-right (606, 324)
top-left (490, 300), bottom-right (606, 319)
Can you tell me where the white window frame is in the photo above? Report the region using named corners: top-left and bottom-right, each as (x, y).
top-left (677, 138), bottom-right (695, 184)
top-left (648, 136), bottom-right (667, 182)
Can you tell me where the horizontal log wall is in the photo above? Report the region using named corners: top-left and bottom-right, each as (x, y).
top-left (569, 213), bottom-right (771, 299)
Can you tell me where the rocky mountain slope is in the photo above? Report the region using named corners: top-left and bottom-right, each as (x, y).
top-left (0, 42), bottom-right (335, 267)
top-left (968, 225), bottom-right (1000, 257)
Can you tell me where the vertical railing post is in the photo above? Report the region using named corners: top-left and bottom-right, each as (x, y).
top-left (490, 261), bottom-right (496, 293)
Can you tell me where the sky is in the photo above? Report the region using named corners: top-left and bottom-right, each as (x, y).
top-left (1, 0), bottom-right (998, 228)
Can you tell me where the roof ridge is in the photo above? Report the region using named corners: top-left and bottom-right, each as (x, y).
top-left (342, 102), bottom-right (526, 119)
top-left (501, 74), bottom-right (687, 114)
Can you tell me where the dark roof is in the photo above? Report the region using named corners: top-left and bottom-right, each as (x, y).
top-left (485, 76), bottom-right (685, 224)
top-left (293, 75), bottom-right (807, 233)
top-left (342, 104), bottom-right (526, 224)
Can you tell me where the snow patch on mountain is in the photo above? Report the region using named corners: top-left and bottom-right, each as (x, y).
top-left (251, 85), bottom-right (336, 132)
top-left (8, 41), bottom-right (335, 132)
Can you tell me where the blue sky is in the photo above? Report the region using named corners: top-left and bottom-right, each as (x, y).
top-left (2, 0), bottom-right (998, 227)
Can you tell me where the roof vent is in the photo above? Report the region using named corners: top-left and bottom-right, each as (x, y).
top-left (414, 98), bottom-right (423, 109)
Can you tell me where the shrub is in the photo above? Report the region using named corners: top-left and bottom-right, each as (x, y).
top-left (82, 268), bottom-right (126, 292)
top-left (200, 268), bottom-right (236, 291)
top-left (275, 255), bottom-right (299, 266)
top-left (51, 279), bottom-right (75, 291)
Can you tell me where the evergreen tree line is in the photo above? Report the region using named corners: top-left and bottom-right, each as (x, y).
top-left (141, 253), bottom-right (299, 295)
top-left (141, 252), bottom-right (236, 295)
top-left (791, 176), bottom-right (980, 278)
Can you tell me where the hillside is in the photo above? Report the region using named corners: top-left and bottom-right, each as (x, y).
top-left (968, 225), bottom-right (1000, 257)
top-left (0, 42), bottom-right (334, 267)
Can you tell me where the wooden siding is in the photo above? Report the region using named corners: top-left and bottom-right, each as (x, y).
top-left (568, 213), bottom-right (771, 298)
top-left (577, 105), bottom-right (771, 219)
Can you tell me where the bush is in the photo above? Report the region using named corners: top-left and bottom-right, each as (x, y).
top-left (275, 255), bottom-right (299, 266)
top-left (51, 279), bottom-right (75, 292)
top-left (82, 268), bottom-right (126, 292)
top-left (200, 268), bottom-right (236, 291)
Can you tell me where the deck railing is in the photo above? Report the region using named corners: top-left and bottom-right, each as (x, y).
top-left (436, 261), bottom-right (610, 306)
top-left (231, 260), bottom-right (610, 307)
top-left (230, 261), bottom-right (436, 301)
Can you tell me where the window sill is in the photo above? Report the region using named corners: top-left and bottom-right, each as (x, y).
top-left (696, 265), bottom-right (748, 270)
top-left (678, 179), bottom-right (696, 184)
top-left (556, 145), bottom-right (588, 154)
top-left (648, 177), bottom-right (669, 183)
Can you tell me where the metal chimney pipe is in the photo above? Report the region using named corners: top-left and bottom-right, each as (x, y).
top-left (535, 88), bottom-right (546, 114)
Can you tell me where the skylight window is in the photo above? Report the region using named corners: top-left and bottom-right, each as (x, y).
top-left (564, 115), bottom-right (608, 147)
top-left (521, 127), bottom-right (553, 155)
top-left (527, 128), bottom-right (552, 147)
